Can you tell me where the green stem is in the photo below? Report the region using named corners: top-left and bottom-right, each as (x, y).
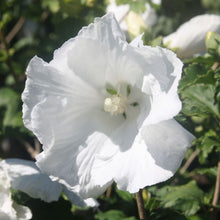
top-left (136, 189), bottom-right (146, 220)
top-left (212, 161), bottom-right (220, 206)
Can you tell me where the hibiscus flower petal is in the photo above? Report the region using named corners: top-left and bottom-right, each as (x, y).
top-left (78, 13), bottom-right (126, 42)
top-left (129, 33), bottom-right (144, 47)
top-left (12, 203), bottom-right (32, 220)
top-left (67, 35), bottom-right (144, 89)
top-left (0, 166), bottom-right (32, 220)
top-left (0, 159), bottom-right (98, 207)
top-left (0, 159), bottom-right (63, 202)
top-left (139, 47), bottom-right (183, 125)
top-left (76, 111), bottom-right (150, 198)
top-left (22, 55), bottom-right (103, 148)
top-left (111, 119), bottom-right (194, 193)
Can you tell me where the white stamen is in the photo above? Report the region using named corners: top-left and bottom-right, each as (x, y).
top-left (104, 94), bottom-right (126, 115)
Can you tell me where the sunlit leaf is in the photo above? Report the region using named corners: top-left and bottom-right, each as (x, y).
top-left (196, 130), bottom-right (220, 164)
top-left (181, 84), bottom-right (220, 118)
top-left (156, 181), bottom-right (204, 216)
top-left (95, 210), bottom-right (136, 220)
top-left (116, 188), bottom-right (135, 202)
top-left (0, 88), bottom-right (23, 128)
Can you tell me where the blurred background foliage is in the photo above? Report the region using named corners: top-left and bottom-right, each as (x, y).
top-left (0, 0), bottom-right (220, 219)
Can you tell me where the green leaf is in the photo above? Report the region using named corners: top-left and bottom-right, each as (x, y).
top-left (0, 12), bottom-right (12, 29)
top-left (116, 0), bottom-right (146, 13)
top-left (95, 210), bottom-right (136, 220)
top-left (202, 0), bottom-right (220, 11)
top-left (179, 63), bottom-right (214, 91)
top-left (194, 167), bottom-right (217, 177)
top-left (196, 130), bottom-right (220, 164)
top-left (215, 70), bottom-right (220, 112)
top-left (205, 31), bottom-right (220, 57)
top-left (0, 88), bottom-right (23, 128)
top-left (13, 37), bottom-right (36, 52)
top-left (156, 181), bottom-right (204, 216)
top-left (150, 36), bottom-right (163, 47)
top-left (183, 55), bottom-right (216, 65)
top-left (186, 214), bottom-right (207, 220)
top-left (11, 189), bottom-right (74, 219)
top-left (181, 84), bottom-right (219, 118)
top-left (11, 188), bottom-right (30, 204)
top-left (116, 188), bottom-right (135, 202)
top-left (0, 49), bottom-right (7, 62)
top-left (59, 0), bottom-right (83, 17)
top-left (41, 0), bottom-right (60, 13)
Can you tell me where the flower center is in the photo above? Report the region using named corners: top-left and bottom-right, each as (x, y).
top-left (104, 94), bottom-right (126, 115)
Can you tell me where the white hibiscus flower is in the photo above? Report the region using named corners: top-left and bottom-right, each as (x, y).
top-left (163, 14), bottom-right (220, 59)
top-left (0, 166), bottom-right (32, 220)
top-left (107, 0), bottom-right (157, 37)
top-left (0, 159), bottom-right (98, 207)
top-left (22, 13), bottom-right (194, 199)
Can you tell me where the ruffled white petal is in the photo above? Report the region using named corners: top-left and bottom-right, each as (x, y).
top-left (52, 13), bottom-right (126, 70)
top-left (110, 119), bottom-right (194, 193)
top-left (106, 1), bottom-right (129, 32)
top-left (22, 55), bottom-right (102, 149)
top-left (129, 34), bottom-right (144, 48)
top-left (0, 166), bottom-right (32, 220)
top-left (132, 46), bottom-right (183, 125)
top-left (77, 114), bottom-right (148, 198)
top-left (0, 200), bottom-right (32, 220)
top-left (1, 159), bottom-right (98, 207)
top-left (54, 179), bottom-right (99, 208)
top-left (49, 13), bottom-right (128, 85)
top-left (78, 13), bottom-right (126, 42)
top-left (0, 159), bottom-right (62, 202)
top-left (84, 198), bottom-right (99, 208)
top-left (67, 34), bottom-right (144, 89)
top-left (35, 108), bottom-right (121, 188)
top-left (76, 119), bottom-right (194, 196)
top-left (163, 14), bottom-right (220, 58)
top-left (37, 111), bottom-right (145, 199)
top-left (12, 203), bottom-right (32, 220)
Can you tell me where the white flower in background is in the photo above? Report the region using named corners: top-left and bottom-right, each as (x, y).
top-left (141, 2), bottom-right (158, 27)
top-left (106, 0), bottom-right (129, 32)
top-left (152, 0), bottom-right (161, 5)
top-left (126, 11), bottom-right (147, 37)
top-left (0, 159), bottom-right (98, 208)
top-left (22, 13), bottom-right (194, 199)
top-left (163, 14), bottom-right (220, 59)
top-left (107, 0), bottom-right (158, 37)
top-left (0, 166), bottom-right (32, 220)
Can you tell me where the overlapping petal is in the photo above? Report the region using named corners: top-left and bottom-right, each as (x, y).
top-left (130, 38), bottom-right (183, 125)
top-left (76, 119), bottom-right (194, 195)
